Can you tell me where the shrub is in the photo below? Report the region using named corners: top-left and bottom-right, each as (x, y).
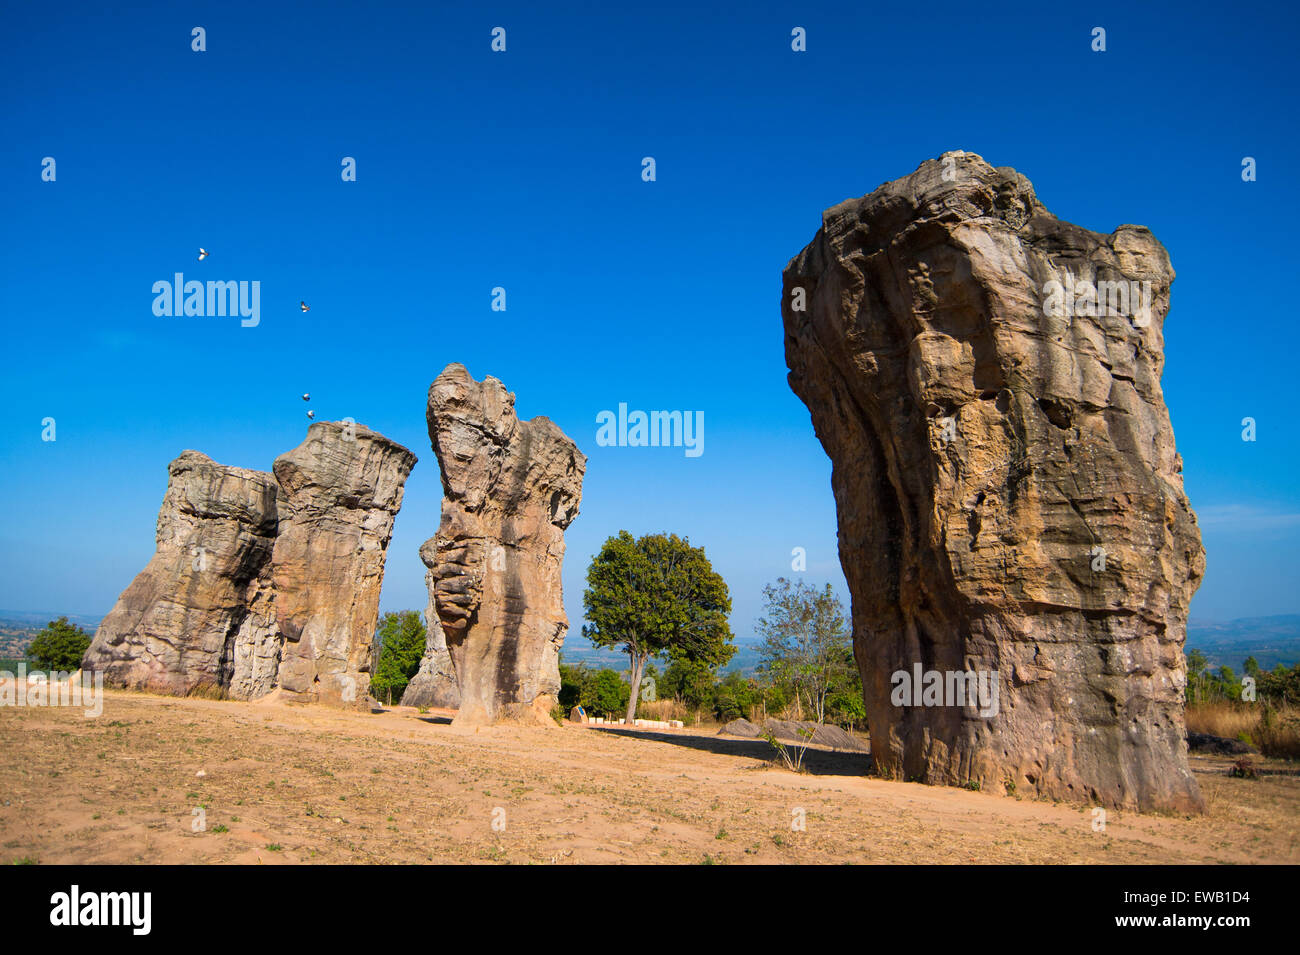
top-left (581, 669), bottom-right (628, 717)
top-left (558, 663), bottom-right (587, 710)
top-left (1186, 700), bottom-right (1300, 760)
top-left (370, 611), bottom-right (426, 704)
top-left (27, 617), bottom-right (91, 671)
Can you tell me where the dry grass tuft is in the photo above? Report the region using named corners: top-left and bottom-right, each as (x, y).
top-left (186, 682), bottom-right (228, 701)
top-left (1186, 701), bottom-right (1300, 760)
top-left (1186, 701), bottom-right (1258, 739)
top-left (636, 698), bottom-right (690, 723)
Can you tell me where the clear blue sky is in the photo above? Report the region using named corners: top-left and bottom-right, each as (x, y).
top-left (2, 0), bottom-right (1297, 638)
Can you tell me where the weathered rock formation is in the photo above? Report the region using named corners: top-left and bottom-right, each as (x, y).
top-left (83, 422), bottom-right (416, 705)
top-left (717, 718), bottom-right (870, 754)
top-left (271, 422), bottom-right (417, 704)
top-left (782, 151), bottom-right (1205, 812)
top-left (399, 555), bottom-right (461, 709)
top-left (82, 451), bottom-right (279, 695)
top-left (424, 364), bottom-right (585, 725)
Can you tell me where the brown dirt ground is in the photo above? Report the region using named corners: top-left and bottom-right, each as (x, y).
top-left (1, 689), bottom-right (1297, 864)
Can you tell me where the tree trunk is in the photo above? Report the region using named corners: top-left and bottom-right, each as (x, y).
top-left (625, 652), bottom-right (646, 724)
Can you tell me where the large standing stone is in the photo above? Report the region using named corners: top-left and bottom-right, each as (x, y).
top-left (81, 451), bottom-right (279, 695)
top-left (83, 422), bottom-right (417, 706)
top-left (272, 421), bottom-right (417, 705)
top-left (782, 151), bottom-right (1205, 812)
top-left (424, 364), bottom-right (585, 725)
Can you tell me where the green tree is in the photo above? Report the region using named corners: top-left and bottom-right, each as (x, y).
top-left (824, 640), bottom-right (866, 727)
top-left (756, 579), bottom-right (854, 724)
top-left (1258, 662), bottom-right (1300, 706)
top-left (369, 611), bottom-right (427, 704)
top-left (30, 617), bottom-right (91, 671)
top-left (583, 530), bottom-right (734, 724)
top-left (1218, 665), bottom-right (1240, 701)
top-left (713, 671), bottom-right (759, 723)
top-left (662, 657), bottom-right (717, 710)
top-left (581, 668), bottom-right (629, 716)
top-left (1186, 648), bottom-right (1209, 704)
top-left (558, 663), bottom-right (588, 711)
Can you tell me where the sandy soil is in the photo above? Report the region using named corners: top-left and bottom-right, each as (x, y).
top-left (1, 689), bottom-right (1297, 864)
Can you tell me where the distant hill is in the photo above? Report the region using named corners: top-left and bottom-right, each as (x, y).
top-left (0, 610), bottom-right (102, 630)
top-left (1186, 615), bottom-right (1300, 671)
top-left (560, 635), bottom-right (762, 675)
top-left (561, 615), bottom-right (1300, 677)
top-left (2, 610), bottom-right (1294, 674)
top-left (0, 611), bottom-right (101, 662)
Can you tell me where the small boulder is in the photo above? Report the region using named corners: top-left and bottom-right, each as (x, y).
top-left (1187, 733), bottom-right (1258, 755)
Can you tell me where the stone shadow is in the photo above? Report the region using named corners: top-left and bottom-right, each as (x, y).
top-left (591, 726), bottom-right (874, 777)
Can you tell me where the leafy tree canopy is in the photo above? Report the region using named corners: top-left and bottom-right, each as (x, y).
top-left (583, 530), bottom-right (734, 722)
top-left (756, 578), bottom-right (855, 724)
top-left (370, 610), bottom-right (427, 704)
top-left (29, 616), bottom-right (92, 671)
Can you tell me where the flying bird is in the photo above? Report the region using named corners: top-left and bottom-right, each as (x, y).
top-left (301, 393), bottom-right (310, 401)
top-left (197, 248), bottom-right (209, 261)
top-left (307, 410), bottom-right (316, 420)
top-left (300, 301), bottom-right (310, 312)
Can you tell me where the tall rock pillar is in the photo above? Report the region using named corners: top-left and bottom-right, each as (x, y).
top-left (272, 421), bottom-right (417, 705)
top-left (424, 364), bottom-right (585, 725)
top-left (782, 152), bottom-right (1205, 812)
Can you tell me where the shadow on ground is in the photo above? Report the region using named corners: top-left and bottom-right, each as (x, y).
top-left (592, 726), bottom-right (874, 777)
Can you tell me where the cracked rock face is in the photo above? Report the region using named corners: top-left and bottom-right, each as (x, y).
top-left (81, 451), bottom-right (280, 695)
top-left (270, 422), bottom-right (417, 704)
top-left (399, 550), bottom-right (461, 710)
top-left (83, 422), bottom-right (416, 706)
top-left (424, 364), bottom-right (585, 725)
top-left (782, 151), bottom-right (1205, 812)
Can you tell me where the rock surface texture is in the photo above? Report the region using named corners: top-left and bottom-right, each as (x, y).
top-left (782, 151), bottom-right (1205, 812)
top-left (399, 557), bottom-right (461, 709)
top-left (272, 422), bottom-right (417, 704)
top-left (424, 364), bottom-right (585, 725)
top-left (82, 452), bottom-right (279, 695)
top-left (83, 422), bottom-right (416, 706)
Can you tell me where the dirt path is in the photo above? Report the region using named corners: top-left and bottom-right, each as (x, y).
top-left (1, 690), bottom-right (1296, 864)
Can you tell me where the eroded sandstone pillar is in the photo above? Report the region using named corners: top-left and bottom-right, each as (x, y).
top-left (82, 451), bottom-right (280, 695)
top-left (83, 421), bottom-right (417, 707)
top-left (424, 364), bottom-right (585, 725)
top-left (272, 421), bottom-right (417, 705)
top-left (782, 151), bottom-right (1205, 812)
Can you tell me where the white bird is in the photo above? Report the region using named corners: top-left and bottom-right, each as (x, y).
top-left (307, 410), bottom-right (316, 420)
top-left (301, 393), bottom-right (310, 401)
top-left (197, 248), bottom-right (209, 261)
top-left (300, 301), bottom-right (310, 312)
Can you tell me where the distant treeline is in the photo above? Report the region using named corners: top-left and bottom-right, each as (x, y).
top-left (559, 657), bottom-right (866, 728)
top-left (562, 575), bottom-right (865, 728)
top-left (1, 617), bottom-right (92, 672)
top-left (1186, 649), bottom-right (1300, 705)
